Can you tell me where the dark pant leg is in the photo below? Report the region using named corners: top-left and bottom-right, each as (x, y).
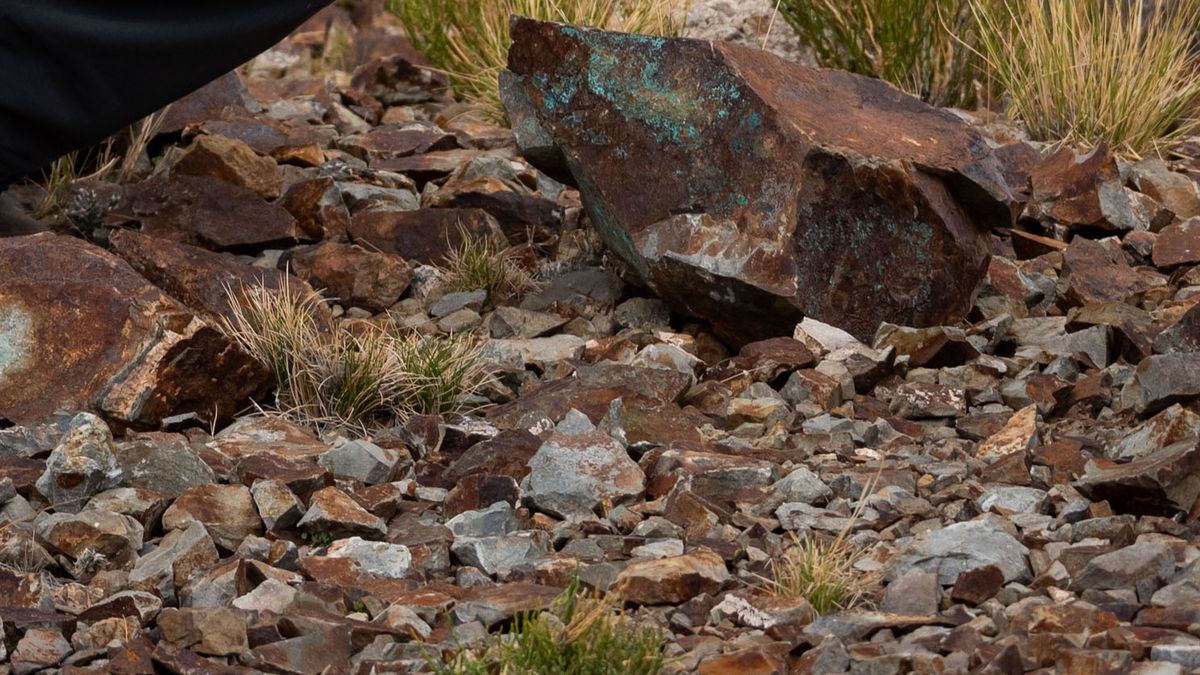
top-left (0, 1), bottom-right (332, 186)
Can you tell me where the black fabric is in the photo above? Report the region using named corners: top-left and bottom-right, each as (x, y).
top-left (0, 1), bottom-right (332, 186)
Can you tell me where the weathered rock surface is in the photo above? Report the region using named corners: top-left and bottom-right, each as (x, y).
top-left (505, 19), bottom-right (1012, 342)
top-left (0, 234), bottom-right (269, 427)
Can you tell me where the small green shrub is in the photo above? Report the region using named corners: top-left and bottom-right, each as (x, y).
top-left (429, 577), bottom-right (669, 675)
top-left (778, 0), bottom-right (986, 107)
top-left (35, 152), bottom-right (79, 218)
top-left (388, 0), bottom-right (691, 121)
top-left (969, 0), bottom-right (1200, 156)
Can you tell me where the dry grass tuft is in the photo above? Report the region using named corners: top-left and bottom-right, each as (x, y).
top-left (222, 279), bottom-right (487, 430)
top-left (969, 0), bottom-right (1200, 156)
top-left (437, 232), bottom-right (540, 304)
top-left (388, 0), bottom-right (691, 121)
top-left (778, 0), bottom-right (985, 107)
top-left (763, 469), bottom-right (880, 614)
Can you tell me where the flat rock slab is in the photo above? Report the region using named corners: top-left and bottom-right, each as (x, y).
top-left (114, 174), bottom-right (304, 253)
top-left (505, 20), bottom-right (1012, 342)
top-left (0, 234), bottom-right (269, 428)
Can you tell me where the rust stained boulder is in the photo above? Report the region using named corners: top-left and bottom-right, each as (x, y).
top-left (504, 20), bottom-right (1014, 342)
top-left (0, 234), bottom-right (270, 429)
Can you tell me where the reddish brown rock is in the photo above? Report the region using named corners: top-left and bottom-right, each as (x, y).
top-left (612, 549), bottom-right (731, 605)
top-left (109, 229), bottom-right (316, 324)
top-left (0, 234), bottom-right (269, 428)
top-left (161, 484), bottom-right (263, 552)
top-left (158, 71), bottom-right (254, 135)
top-left (285, 241), bottom-right (412, 312)
top-left (278, 177), bottom-right (352, 241)
top-left (115, 175), bottom-right (303, 253)
top-left (1076, 440), bottom-right (1200, 516)
top-left (506, 20), bottom-right (1013, 342)
top-left (1027, 145), bottom-right (1135, 231)
top-left (347, 207), bottom-right (506, 265)
top-left (298, 487), bottom-right (387, 539)
top-left (1152, 217), bottom-right (1200, 268)
top-left (488, 363), bottom-right (692, 430)
top-left (950, 564), bottom-right (1005, 605)
top-left (1061, 237), bottom-right (1148, 306)
top-left (172, 134), bottom-right (283, 199)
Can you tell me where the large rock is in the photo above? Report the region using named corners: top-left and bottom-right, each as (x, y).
top-left (0, 234), bottom-right (270, 428)
top-left (504, 20), bottom-right (1013, 342)
top-left (109, 229), bottom-right (313, 324)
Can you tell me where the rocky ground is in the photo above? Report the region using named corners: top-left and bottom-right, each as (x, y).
top-left (4, 3), bottom-right (1200, 674)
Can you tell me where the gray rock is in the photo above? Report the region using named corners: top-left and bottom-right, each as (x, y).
top-left (430, 289), bottom-right (487, 318)
top-left (128, 521), bottom-right (220, 603)
top-left (880, 568), bottom-right (941, 616)
top-left (1152, 559), bottom-right (1200, 607)
top-left (446, 502), bottom-right (523, 538)
top-left (887, 519), bottom-right (1030, 586)
top-left (317, 440), bottom-right (403, 484)
top-left (250, 480), bottom-right (305, 532)
top-left (452, 533), bottom-right (549, 576)
top-left (975, 486), bottom-right (1048, 515)
top-left (1151, 645), bottom-right (1200, 669)
top-left (1122, 353), bottom-right (1200, 415)
top-left (522, 430), bottom-right (645, 520)
top-left (1073, 542), bottom-right (1174, 602)
top-left (325, 537), bottom-right (412, 579)
top-left (773, 467), bottom-right (833, 505)
top-left (35, 413), bottom-right (122, 513)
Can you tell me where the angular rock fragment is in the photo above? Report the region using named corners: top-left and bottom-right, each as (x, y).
top-left (522, 428), bottom-right (645, 519)
top-left (286, 241), bottom-right (412, 313)
top-left (0, 235), bottom-right (270, 428)
top-left (115, 175), bottom-right (303, 252)
top-left (612, 549), bottom-right (730, 604)
top-left (34, 413), bottom-right (122, 513)
top-left (1076, 440), bottom-right (1200, 516)
top-left (887, 519), bottom-right (1030, 586)
top-left (505, 19), bottom-right (1012, 342)
top-left (172, 134), bottom-right (283, 199)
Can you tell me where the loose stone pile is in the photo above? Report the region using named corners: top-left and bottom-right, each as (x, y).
top-left (3, 3), bottom-right (1200, 674)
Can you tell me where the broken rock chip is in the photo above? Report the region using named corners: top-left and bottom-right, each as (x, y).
top-left (886, 518), bottom-right (1030, 586)
top-left (612, 548), bottom-right (731, 605)
top-left (1076, 440), bottom-right (1200, 516)
top-left (33, 413), bottom-right (122, 513)
top-left (505, 19), bottom-right (1012, 342)
top-left (0, 234), bottom-right (270, 428)
top-left (522, 429), bottom-right (646, 520)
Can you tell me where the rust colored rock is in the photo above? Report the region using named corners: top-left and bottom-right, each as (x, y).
top-left (109, 229), bottom-right (314, 325)
top-left (0, 234), bottom-right (270, 428)
top-left (612, 548), bottom-right (731, 605)
top-left (348, 207), bottom-right (506, 265)
top-left (115, 175), bottom-right (304, 253)
top-left (1152, 217), bottom-right (1200, 268)
top-left (949, 564), bottom-right (1005, 605)
top-left (161, 484), bottom-right (263, 552)
top-left (278, 176), bottom-right (352, 241)
top-left (158, 71), bottom-right (254, 136)
top-left (1061, 237), bottom-right (1148, 306)
top-left (1076, 440), bottom-right (1200, 516)
top-left (1027, 145), bottom-right (1135, 231)
top-left (172, 134), bottom-right (283, 199)
top-left (285, 241), bottom-right (412, 312)
top-left (505, 20), bottom-right (1013, 342)
top-left (339, 122), bottom-right (459, 162)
